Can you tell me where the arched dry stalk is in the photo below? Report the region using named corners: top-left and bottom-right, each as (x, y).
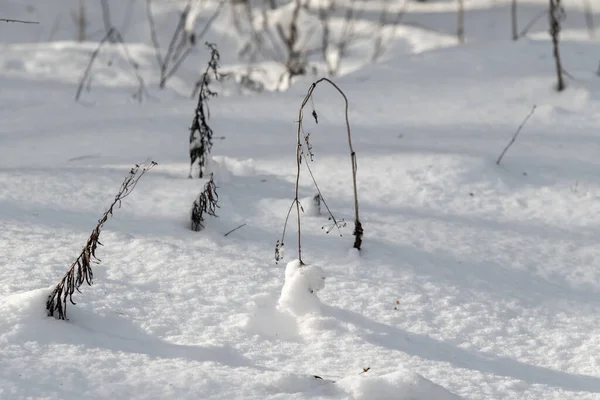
top-left (46, 161), bottom-right (157, 320)
top-left (276, 78), bottom-right (361, 265)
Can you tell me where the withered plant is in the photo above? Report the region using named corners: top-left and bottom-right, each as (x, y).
top-left (190, 174), bottom-right (219, 231)
top-left (46, 161), bottom-right (157, 320)
top-left (75, 27), bottom-right (149, 102)
top-left (146, 0), bottom-right (226, 89)
top-left (189, 43), bottom-right (221, 179)
top-left (276, 78), bottom-right (361, 265)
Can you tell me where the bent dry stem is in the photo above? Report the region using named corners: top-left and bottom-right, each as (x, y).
top-left (46, 162), bottom-right (156, 320)
top-left (277, 78), bottom-right (362, 265)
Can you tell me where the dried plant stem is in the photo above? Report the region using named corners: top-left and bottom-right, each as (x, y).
top-left (583, 0), bottom-right (595, 39)
top-left (549, 0), bottom-right (565, 91)
top-left (293, 78), bottom-right (361, 263)
top-left (190, 174), bottom-right (219, 231)
top-left (146, 0), bottom-right (225, 89)
top-left (517, 10), bottom-right (547, 39)
top-left (496, 105), bottom-right (536, 165)
top-left (46, 162), bottom-right (157, 320)
top-left (302, 152), bottom-right (344, 236)
top-left (457, 0), bottom-right (465, 43)
top-left (511, 0), bottom-right (518, 40)
top-left (189, 43), bottom-right (220, 179)
top-left (75, 27), bottom-right (148, 102)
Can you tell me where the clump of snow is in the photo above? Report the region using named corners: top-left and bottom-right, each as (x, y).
top-left (301, 195), bottom-right (320, 217)
top-left (0, 287), bottom-right (51, 324)
top-left (278, 260), bottom-right (326, 316)
top-left (337, 370), bottom-right (463, 400)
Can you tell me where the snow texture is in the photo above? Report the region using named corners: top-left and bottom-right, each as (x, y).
top-left (337, 370), bottom-right (463, 400)
top-left (2, 0), bottom-right (600, 399)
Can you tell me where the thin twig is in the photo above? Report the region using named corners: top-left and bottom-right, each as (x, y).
top-left (496, 105), bottom-right (537, 165)
top-left (195, 0), bottom-right (226, 42)
top-left (146, 0), bottom-right (164, 68)
top-left (517, 10), bottom-right (548, 38)
top-left (0, 18), bottom-right (39, 24)
top-left (302, 152), bottom-right (345, 237)
top-left (75, 30), bottom-right (114, 101)
top-left (160, 1), bottom-right (191, 88)
top-left (224, 223), bottom-right (247, 237)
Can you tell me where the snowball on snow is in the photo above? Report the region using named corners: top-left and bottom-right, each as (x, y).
top-left (278, 259), bottom-right (326, 316)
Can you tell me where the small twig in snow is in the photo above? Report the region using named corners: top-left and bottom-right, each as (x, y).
top-left (224, 223), bottom-right (247, 237)
top-left (0, 18), bottom-right (39, 24)
top-left (496, 105), bottom-right (537, 165)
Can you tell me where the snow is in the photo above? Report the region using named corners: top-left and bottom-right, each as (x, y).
top-left (337, 370), bottom-right (463, 400)
top-left (278, 260), bottom-right (326, 316)
top-left (2, 0), bottom-right (600, 399)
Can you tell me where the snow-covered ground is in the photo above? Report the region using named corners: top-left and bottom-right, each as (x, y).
top-left (2, 0), bottom-right (600, 399)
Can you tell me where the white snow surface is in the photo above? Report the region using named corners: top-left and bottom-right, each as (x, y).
top-left (2, 0), bottom-right (600, 399)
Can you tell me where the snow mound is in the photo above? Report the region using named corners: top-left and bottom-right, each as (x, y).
top-left (278, 260), bottom-right (326, 316)
top-left (0, 287), bottom-right (51, 324)
top-left (337, 370), bottom-right (463, 400)
top-left (244, 293), bottom-right (299, 340)
top-left (204, 156), bottom-right (256, 182)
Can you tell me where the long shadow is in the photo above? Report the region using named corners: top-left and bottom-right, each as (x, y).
top-left (358, 231), bottom-right (600, 308)
top-left (324, 304), bottom-right (600, 393)
top-left (13, 303), bottom-right (252, 368)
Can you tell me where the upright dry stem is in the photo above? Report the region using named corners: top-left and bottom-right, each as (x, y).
top-left (457, 0), bottom-right (465, 43)
top-left (549, 0), bottom-right (565, 91)
top-left (511, 0), bottom-right (518, 40)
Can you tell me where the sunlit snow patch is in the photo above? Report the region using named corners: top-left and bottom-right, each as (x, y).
top-left (337, 370), bottom-right (463, 400)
